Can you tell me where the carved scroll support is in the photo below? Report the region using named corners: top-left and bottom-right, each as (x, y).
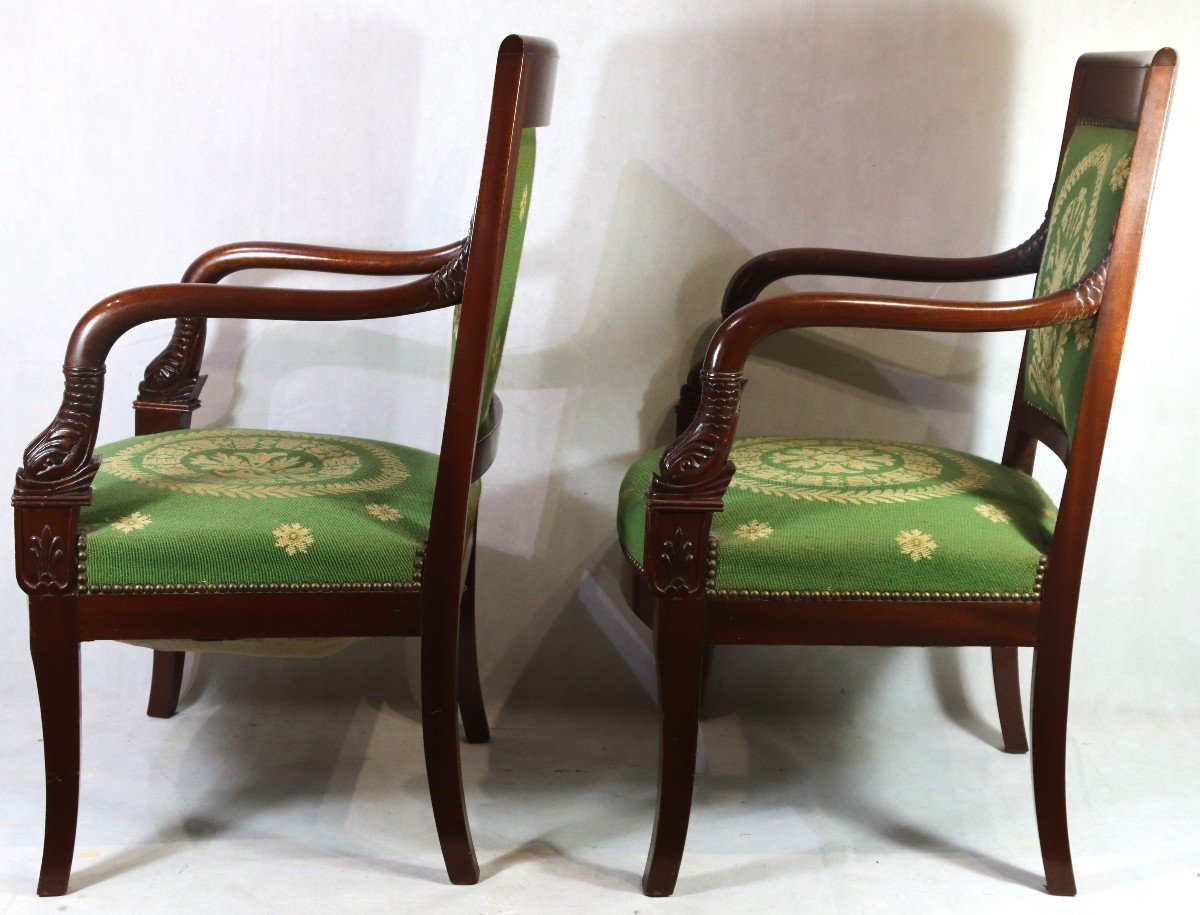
top-left (136, 318), bottom-right (207, 433)
top-left (12, 367), bottom-right (100, 595)
top-left (645, 371), bottom-right (743, 597)
top-left (12, 367), bottom-right (102, 594)
top-left (14, 367), bottom-right (103, 505)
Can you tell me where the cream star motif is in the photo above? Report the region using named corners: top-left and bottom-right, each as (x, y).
top-left (896, 529), bottom-right (937, 562)
top-left (112, 511), bottom-right (152, 533)
top-left (734, 520), bottom-right (773, 541)
top-left (1110, 154), bottom-right (1131, 191)
top-left (366, 503), bottom-right (402, 522)
top-left (273, 523), bottom-right (313, 556)
top-left (974, 503), bottom-right (1011, 524)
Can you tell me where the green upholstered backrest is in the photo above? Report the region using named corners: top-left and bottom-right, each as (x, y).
top-left (1023, 122), bottom-right (1137, 441)
top-left (453, 127), bottom-right (536, 425)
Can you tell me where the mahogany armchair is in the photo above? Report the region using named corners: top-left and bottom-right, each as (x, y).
top-left (12, 35), bottom-right (556, 895)
top-left (617, 50), bottom-right (1175, 896)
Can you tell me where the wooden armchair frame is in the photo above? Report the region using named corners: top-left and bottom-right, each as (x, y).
top-left (624, 50), bottom-right (1175, 896)
top-left (12, 35), bottom-right (557, 895)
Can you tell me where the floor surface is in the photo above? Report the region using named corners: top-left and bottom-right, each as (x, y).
top-left (1, 644), bottom-right (1197, 913)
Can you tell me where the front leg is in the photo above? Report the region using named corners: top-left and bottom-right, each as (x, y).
top-left (642, 595), bottom-right (707, 896)
top-left (29, 596), bottom-right (82, 897)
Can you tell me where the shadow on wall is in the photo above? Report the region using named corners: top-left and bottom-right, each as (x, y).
top-left (180, 1), bottom-right (1025, 751)
top-left (484, 0), bottom-right (1022, 739)
top-left (170, 3), bottom-right (459, 445)
top-left (164, 14), bottom-right (440, 714)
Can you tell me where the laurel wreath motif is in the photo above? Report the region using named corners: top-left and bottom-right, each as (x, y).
top-left (102, 430), bottom-right (410, 499)
top-left (727, 438), bottom-right (992, 505)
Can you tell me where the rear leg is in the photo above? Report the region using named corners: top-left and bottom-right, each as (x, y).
top-left (147, 650), bottom-right (185, 719)
top-left (991, 646), bottom-right (1028, 753)
top-left (457, 538), bottom-right (489, 743)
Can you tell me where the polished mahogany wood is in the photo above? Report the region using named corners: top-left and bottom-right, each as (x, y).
top-left (642, 596), bottom-right (707, 896)
top-left (991, 646), bottom-right (1029, 753)
top-left (28, 597), bottom-right (80, 897)
top-left (627, 569), bottom-right (1039, 646)
top-left (627, 49), bottom-right (1176, 897)
top-left (457, 531), bottom-right (490, 744)
top-left (418, 35), bottom-right (555, 886)
top-left (146, 651), bottom-right (185, 719)
top-left (707, 271), bottom-right (1108, 374)
top-left (12, 34), bottom-right (557, 895)
top-left (720, 222), bottom-right (1047, 317)
top-left (707, 599), bottom-right (1039, 647)
top-left (184, 239), bottom-right (463, 283)
top-left (77, 592), bottom-right (423, 640)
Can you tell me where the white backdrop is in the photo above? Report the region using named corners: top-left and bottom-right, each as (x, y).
top-left (1, 0), bottom-right (1197, 819)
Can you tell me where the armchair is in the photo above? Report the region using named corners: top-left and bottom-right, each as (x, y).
top-left (13, 34), bottom-right (557, 895)
top-left (617, 50), bottom-right (1175, 896)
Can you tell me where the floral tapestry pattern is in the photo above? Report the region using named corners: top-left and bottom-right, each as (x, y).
top-left (1023, 123), bottom-right (1138, 440)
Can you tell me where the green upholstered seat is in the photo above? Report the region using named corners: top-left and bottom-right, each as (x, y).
top-left (1023, 122), bottom-right (1137, 440)
top-left (79, 428), bottom-right (457, 595)
top-left (618, 437), bottom-right (1057, 601)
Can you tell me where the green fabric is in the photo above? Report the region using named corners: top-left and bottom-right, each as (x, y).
top-left (1023, 122), bottom-right (1137, 440)
top-left (618, 437), bottom-right (1057, 599)
top-left (452, 127), bottom-right (537, 425)
top-left (79, 428), bottom-right (470, 591)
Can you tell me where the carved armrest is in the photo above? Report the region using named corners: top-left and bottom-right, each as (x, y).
top-left (643, 261), bottom-right (1107, 598)
top-left (14, 244), bottom-right (470, 593)
top-left (671, 220), bottom-right (1051, 432)
top-left (721, 218), bottom-right (1049, 317)
top-left (138, 238), bottom-right (468, 410)
top-left (15, 270), bottom-right (466, 505)
top-left (182, 239), bottom-right (466, 285)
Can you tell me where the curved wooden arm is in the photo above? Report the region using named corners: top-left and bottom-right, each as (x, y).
top-left (706, 260), bottom-right (1103, 376)
top-left (138, 238), bottom-right (468, 410)
top-left (671, 220), bottom-right (1052, 432)
top-left (14, 270), bottom-right (465, 507)
top-left (182, 239), bottom-right (465, 284)
top-left (643, 261), bottom-right (1107, 597)
top-left (721, 217), bottom-right (1049, 317)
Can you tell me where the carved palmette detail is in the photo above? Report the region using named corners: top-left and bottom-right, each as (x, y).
top-left (14, 367), bottom-right (103, 500)
top-left (139, 317), bottom-right (204, 403)
top-left (658, 371), bottom-right (744, 486)
top-left (26, 524), bottom-right (67, 591)
top-left (653, 527), bottom-right (696, 597)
